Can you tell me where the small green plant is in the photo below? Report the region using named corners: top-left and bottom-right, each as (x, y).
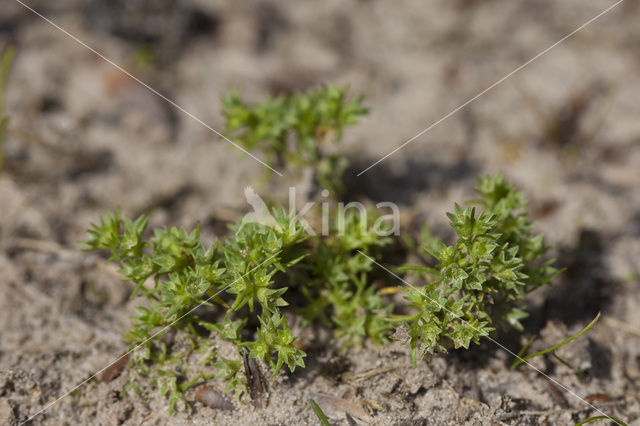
top-left (295, 208), bottom-right (394, 348)
top-left (86, 87), bottom-right (561, 411)
top-left (0, 47), bottom-right (15, 168)
top-left (86, 174), bottom-right (557, 408)
top-left (398, 173), bottom-right (561, 361)
top-left (222, 85), bottom-right (368, 194)
top-left (86, 208), bottom-right (309, 403)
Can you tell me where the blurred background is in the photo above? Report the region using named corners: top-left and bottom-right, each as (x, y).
top-left (0, 1), bottom-right (639, 424)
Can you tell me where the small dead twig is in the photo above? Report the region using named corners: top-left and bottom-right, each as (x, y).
top-left (5, 237), bottom-right (78, 259)
top-left (545, 381), bottom-right (569, 408)
top-left (5, 237), bottom-right (122, 280)
top-left (341, 366), bottom-right (397, 382)
top-left (602, 316), bottom-right (640, 338)
top-left (497, 400), bottom-right (627, 421)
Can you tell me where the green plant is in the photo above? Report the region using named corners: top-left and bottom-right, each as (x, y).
top-left (296, 208), bottom-right (394, 349)
top-left (86, 89), bottom-right (561, 412)
top-left (85, 208), bottom-right (309, 403)
top-left (86, 174), bottom-right (557, 409)
top-left (398, 173), bottom-right (561, 361)
top-left (222, 85), bottom-right (368, 195)
top-left (0, 47), bottom-right (15, 168)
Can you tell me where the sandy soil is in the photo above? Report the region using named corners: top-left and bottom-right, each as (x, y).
top-left (1, 0), bottom-right (639, 425)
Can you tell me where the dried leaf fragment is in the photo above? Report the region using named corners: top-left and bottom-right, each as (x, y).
top-left (99, 353), bottom-right (129, 382)
top-left (310, 392), bottom-right (372, 424)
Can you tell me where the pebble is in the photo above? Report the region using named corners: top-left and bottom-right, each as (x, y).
top-left (194, 385), bottom-right (234, 411)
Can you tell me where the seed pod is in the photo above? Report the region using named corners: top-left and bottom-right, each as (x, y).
top-left (242, 347), bottom-right (268, 408)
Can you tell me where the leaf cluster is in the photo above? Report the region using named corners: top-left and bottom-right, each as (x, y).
top-left (85, 208), bottom-right (309, 401)
top-left (297, 209), bottom-right (394, 348)
top-left (401, 174), bottom-right (560, 361)
top-left (222, 85), bottom-right (368, 194)
top-left (86, 173), bottom-right (559, 409)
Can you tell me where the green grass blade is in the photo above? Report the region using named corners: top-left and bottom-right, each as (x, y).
top-left (0, 47), bottom-right (14, 169)
top-left (0, 117), bottom-right (7, 166)
top-left (0, 47), bottom-right (14, 116)
top-left (512, 335), bottom-right (536, 366)
top-left (512, 312), bottom-right (600, 368)
top-left (575, 415), bottom-right (627, 426)
top-left (310, 399), bottom-right (330, 426)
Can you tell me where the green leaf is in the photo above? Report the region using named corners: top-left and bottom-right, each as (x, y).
top-left (310, 400), bottom-right (330, 426)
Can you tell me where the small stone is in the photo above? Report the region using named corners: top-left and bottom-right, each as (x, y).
top-left (392, 325), bottom-right (410, 343)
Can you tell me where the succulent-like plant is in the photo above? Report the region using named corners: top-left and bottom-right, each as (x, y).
top-left (399, 174), bottom-right (560, 361)
top-left (86, 87), bottom-right (560, 411)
